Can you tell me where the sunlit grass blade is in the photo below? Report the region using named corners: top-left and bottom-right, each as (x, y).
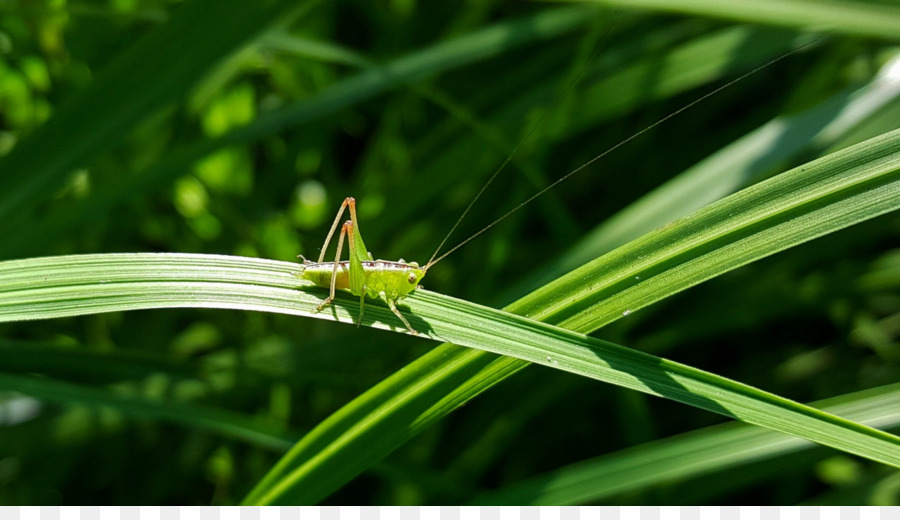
top-left (564, 0), bottom-right (900, 40)
top-left (2, 251), bottom-right (900, 502)
top-left (0, 372), bottom-right (299, 452)
top-left (472, 382), bottom-right (900, 505)
top-left (517, 128), bottom-right (900, 329)
top-left (241, 127), bottom-right (900, 503)
top-left (0, 0), bottom-right (303, 225)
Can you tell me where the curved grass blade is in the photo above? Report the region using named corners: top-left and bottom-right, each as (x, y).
top-left (1, 251), bottom-right (900, 499)
top-left (567, 0), bottom-right (900, 40)
top-left (523, 59), bottom-right (900, 292)
top-left (242, 127), bottom-right (900, 503)
top-left (472, 382), bottom-right (900, 505)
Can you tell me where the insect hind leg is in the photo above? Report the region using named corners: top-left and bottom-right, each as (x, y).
top-left (314, 220), bottom-right (350, 313)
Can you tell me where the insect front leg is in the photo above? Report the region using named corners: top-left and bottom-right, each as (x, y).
top-left (383, 292), bottom-right (418, 336)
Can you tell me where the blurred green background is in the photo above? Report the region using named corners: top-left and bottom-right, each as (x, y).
top-left (1, 0), bottom-right (900, 505)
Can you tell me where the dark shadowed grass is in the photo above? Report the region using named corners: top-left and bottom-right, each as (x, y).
top-left (0, 0), bottom-right (899, 506)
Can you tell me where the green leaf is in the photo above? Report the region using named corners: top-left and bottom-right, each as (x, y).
top-left (0, 0), bottom-right (304, 224)
top-left (533, 63), bottom-right (900, 288)
top-left (3, 129), bottom-right (899, 505)
top-left (563, 0), bottom-right (900, 40)
top-left (472, 382), bottom-right (900, 505)
top-left (0, 372), bottom-right (299, 452)
top-left (0, 6), bottom-right (595, 259)
top-left (2, 250), bottom-right (900, 500)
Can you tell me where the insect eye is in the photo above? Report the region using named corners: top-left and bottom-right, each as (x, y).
top-left (408, 273), bottom-right (417, 284)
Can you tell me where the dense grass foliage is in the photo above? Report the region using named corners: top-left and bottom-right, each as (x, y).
top-left (0, 0), bottom-right (899, 505)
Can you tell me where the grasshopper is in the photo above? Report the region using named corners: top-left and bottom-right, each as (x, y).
top-left (296, 196), bottom-right (426, 335)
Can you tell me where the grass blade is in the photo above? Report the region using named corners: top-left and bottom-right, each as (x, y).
top-left (0, 372), bottom-right (299, 452)
top-left (243, 127), bottom-right (900, 503)
top-left (567, 0), bottom-right (900, 40)
top-left (472, 382), bottom-right (900, 505)
top-left (541, 63), bottom-right (900, 286)
top-left (0, 7), bottom-right (594, 260)
top-left (1, 249), bottom-right (900, 502)
top-left (2, 251), bottom-right (900, 495)
top-left (0, 0), bottom-right (302, 224)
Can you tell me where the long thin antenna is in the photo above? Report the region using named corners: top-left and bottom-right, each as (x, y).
top-left (426, 13), bottom-right (619, 268)
top-left (425, 39), bottom-right (820, 269)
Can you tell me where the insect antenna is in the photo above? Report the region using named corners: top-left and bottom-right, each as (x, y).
top-left (425, 13), bottom-right (619, 270)
top-left (425, 38), bottom-right (820, 271)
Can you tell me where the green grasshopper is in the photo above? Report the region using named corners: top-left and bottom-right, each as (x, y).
top-left (296, 196), bottom-right (426, 335)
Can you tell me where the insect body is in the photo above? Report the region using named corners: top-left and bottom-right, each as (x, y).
top-left (296, 197), bottom-right (426, 335)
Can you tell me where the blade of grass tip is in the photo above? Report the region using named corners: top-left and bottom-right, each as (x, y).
top-left (0, 0), bottom-right (305, 225)
top-left (240, 127), bottom-right (900, 503)
top-left (566, 0), bottom-right (900, 41)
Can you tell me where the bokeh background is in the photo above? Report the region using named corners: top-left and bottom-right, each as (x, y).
top-left (1, 0), bottom-right (900, 505)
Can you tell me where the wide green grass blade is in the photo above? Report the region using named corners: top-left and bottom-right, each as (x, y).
top-left (0, 0), bottom-right (303, 224)
top-left (564, 0), bottom-right (900, 40)
top-left (0, 372), bottom-right (299, 452)
top-left (472, 382), bottom-right (900, 505)
top-left (2, 128), bottom-right (899, 503)
top-left (242, 127), bottom-right (900, 503)
top-left (2, 250), bottom-right (900, 498)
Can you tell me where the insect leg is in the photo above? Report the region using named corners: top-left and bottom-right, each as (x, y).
top-left (384, 295), bottom-right (417, 336)
top-left (315, 220), bottom-right (350, 312)
top-left (357, 289), bottom-right (366, 327)
top-left (317, 197), bottom-right (353, 263)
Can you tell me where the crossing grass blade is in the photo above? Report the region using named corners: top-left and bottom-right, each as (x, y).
top-left (532, 66), bottom-right (900, 288)
top-left (471, 382), bottom-right (900, 505)
top-left (242, 127), bottom-right (900, 504)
